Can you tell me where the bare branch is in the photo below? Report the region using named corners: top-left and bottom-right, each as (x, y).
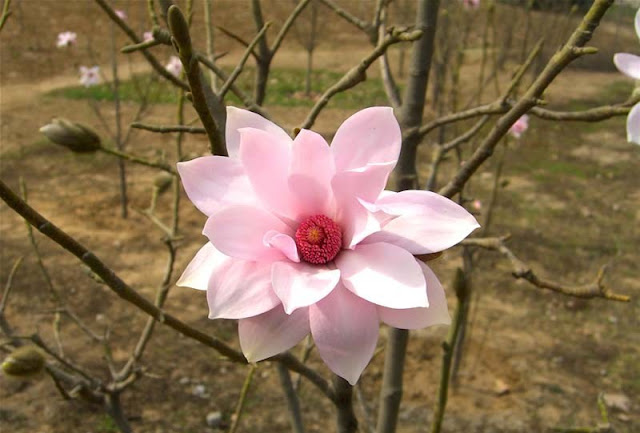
top-left (461, 237), bottom-right (630, 302)
top-left (300, 28), bottom-right (422, 130)
top-left (220, 22), bottom-right (272, 99)
top-left (130, 122), bottom-right (206, 134)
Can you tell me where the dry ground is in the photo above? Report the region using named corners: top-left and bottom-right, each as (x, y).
top-left (1, 2), bottom-right (638, 433)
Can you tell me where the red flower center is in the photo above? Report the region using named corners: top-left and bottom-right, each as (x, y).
top-left (295, 215), bottom-right (342, 264)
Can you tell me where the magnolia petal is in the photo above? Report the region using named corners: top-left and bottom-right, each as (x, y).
top-left (207, 260), bottom-right (281, 319)
top-left (627, 103), bottom-right (640, 145)
top-left (271, 262), bottom-right (340, 314)
top-left (335, 242), bottom-right (427, 309)
top-left (362, 190), bottom-right (480, 254)
top-left (239, 306), bottom-right (310, 362)
top-left (331, 107), bottom-right (401, 173)
top-left (177, 156), bottom-right (256, 216)
top-left (613, 53), bottom-right (640, 80)
top-left (290, 129), bottom-right (335, 188)
top-left (263, 231), bottom-right (300, 262)
top-left (309, 285), bottom-right (379, 385)
top-left (339, 200), bottom-right (381, 249)
top-left (239, 127), bottom-right (298, 219)
top-left (204, 205), bottom-right (293, 262)
top-left (636, 8), bottom-right (640, 41)
top-left (226, 107), bottom-right (291, 159)
top-left (176, 242), bottom-right (230, 291)
top-left (377, 261), bottom-right (451, 329)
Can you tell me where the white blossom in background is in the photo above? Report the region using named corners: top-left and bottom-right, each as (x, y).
top-left (508, 114), bottom-right (529, 139)
top-left (613, 8), bottom-right (640, 145)
top-left (79, 66), bottom-right (101, 88)
top-left (143, 31), bottom-right (154, 42)
top-left (166, 56), bottom-right (183, 77)
top-left (115, 9), bottom-right (127, 20)
top-left (56, 31), bottom-right (77, 48)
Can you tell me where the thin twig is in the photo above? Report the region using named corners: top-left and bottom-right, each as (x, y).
top-left (99, 146), bottom-right (176, 174)
top-left (131, 122), bottom-right (206, 134)
top-left (0, 0), bottom-right (12, 33)
top-left (460, 237), bottom-right (630, 302)
top-left (300, 28), bottom-right (422, 130)
top-left (220, 22), bottom-right (272, 99)
top-left (277, 362), bottom-right (306, 433)
top-left (228, 364), bottom-right (257, 433)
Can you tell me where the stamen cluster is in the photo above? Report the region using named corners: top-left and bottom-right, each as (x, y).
top-left (294, 215), bottom-right (342, 264)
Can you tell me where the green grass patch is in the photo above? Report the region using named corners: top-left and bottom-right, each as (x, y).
top-left (47, 67), bottom-right (390, 108)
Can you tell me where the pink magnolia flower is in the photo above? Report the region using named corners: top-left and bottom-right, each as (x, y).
top-left (613, 8), bottom-right (640, 145)
top-left (115, 9), bottom-right (127, 20)
top-left (166, 56), bottom-right (183, 77)
top-left (56, 31), bottom-right (77, 48)
top-left (461, 0), bottom-right (480, 9)
top-left (143, 31), bottom-right (154, 42)
top-left (177, 107), bottom-right (479, 384)
top-left (509, 114), bottom-right (529, 139)
top-left (79, 66), bottom-right (100, 88)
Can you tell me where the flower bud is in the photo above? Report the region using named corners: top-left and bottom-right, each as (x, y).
top-left (40, 118), bottom-right (101, 153)
top-left (2, 346), bottom-right (46, 379)
top-left (153, 172), bottom-right (174, 195)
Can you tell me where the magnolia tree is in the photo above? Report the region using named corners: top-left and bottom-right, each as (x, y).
top-left (0, 0), bottom-right (636, 432)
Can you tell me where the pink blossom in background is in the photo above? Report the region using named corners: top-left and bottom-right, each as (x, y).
top-left (461, 0), bottom-right (480, 9)
top-left (177, 107), bottom-right (480, 384)
top-left (613, 8), bottom-right (640, 145)
top-left (509, 114), bottom-right (529, 139)
top-left (166, 56), bottom-right (182, 77)
top-left (143, 31), bottom-right (154, 42)
top-left (115, 9), bottom-right (127, 20)
top-left (472, 200), bottom-right (482, 211)
top-left (56, 31), bottom-right (77, 48)
top-left (79, 66), bottom-right (100, 88)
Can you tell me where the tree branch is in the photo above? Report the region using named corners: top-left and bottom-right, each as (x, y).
top-left (461, 237), bottom-right (630, 302)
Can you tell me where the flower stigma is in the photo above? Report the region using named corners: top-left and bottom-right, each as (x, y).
top-left (294, 215), bottom-right (342, 264)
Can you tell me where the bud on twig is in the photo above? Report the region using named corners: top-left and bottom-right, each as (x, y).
top-left (40, 118), bottom-right (101, 153)
top-left (2, 346), bottom-right (46, 379)
top-left (153, 172), bottom-right (174, 195)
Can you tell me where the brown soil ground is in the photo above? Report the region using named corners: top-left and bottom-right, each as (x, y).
top-left (1, 2), bottom-right (638, 433)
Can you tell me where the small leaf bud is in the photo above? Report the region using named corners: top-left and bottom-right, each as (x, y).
top-left (2, 346), bottom-right (46, 379)
top-left (40, 118), bottom-right (101, 153)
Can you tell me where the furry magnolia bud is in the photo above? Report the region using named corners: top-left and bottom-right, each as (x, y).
top-left (40, 118), bottom-right (101, 153)
top-left (153, 172), bottom-right (174, 195)
top-left (2, 346), bottom-right (46, 379)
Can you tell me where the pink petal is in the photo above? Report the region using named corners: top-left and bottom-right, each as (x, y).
top-left (288, 129), bottom-right (336, 217)
top-left (239, 305), bottom-right (310, 362)
top-left (204, 205), bottom-right (293, 262)
top-left (226, 107), bottom-right (291, 159)
top-left (271, 262), bottom-right (340, 314)
top-left (331, 107), bottom-right (401, 173)
top-left (176, 242), bottom-right (230, 291)
top-left (332, 161), bottom-right (396, 205)
top-left (335, 242), bottom-right (427, 309)
top-left (338, 199), bottom-right (381, 249)
top-left (377, 261), bottom-right (451, 329)
top-left (614, 53), bottom-right (640, 80)
top-left (263, 231), bottom-right (300, 262)
top-left (238, 127), bottom-right (298, 219)
top-left (362, 190), bottom-right (479, 254)
top-left (309, 285), bottom-right (379, 385)
top-left (627, 103), bottom-right (640, 145)
top-left (177, 156), bottom-right (257, 216)
top-left (636, 8), bottom-right (640, 41)
top-left (207, 260), bottom-right (281, 319)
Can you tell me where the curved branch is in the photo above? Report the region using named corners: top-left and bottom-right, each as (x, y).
top-left (461, 237), bottom-right (630, 302)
